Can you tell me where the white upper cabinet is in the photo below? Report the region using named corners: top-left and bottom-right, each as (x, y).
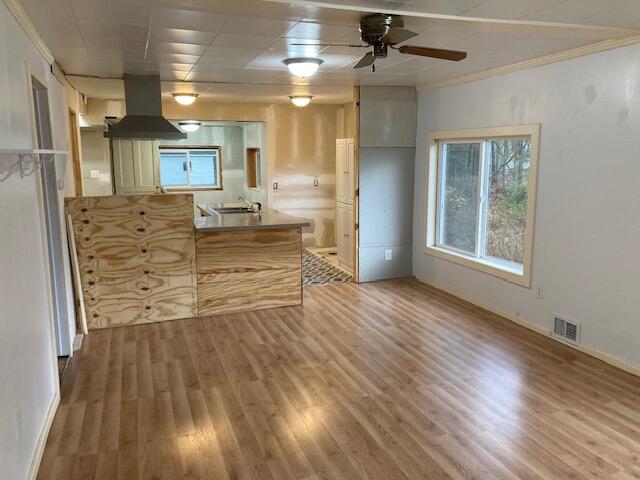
top-left (336, 138), bottom-right (354, 206)
top-left (112, 139), bottom-right (160, 194)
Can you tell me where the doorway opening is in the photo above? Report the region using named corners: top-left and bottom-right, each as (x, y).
top-left (32, 76), bottom-right (71, 358)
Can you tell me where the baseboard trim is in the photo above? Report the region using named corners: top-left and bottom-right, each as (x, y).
top-left (28, 390), bottom-right (60, 480)
top-left (414, 275), bottom-right (640, 378)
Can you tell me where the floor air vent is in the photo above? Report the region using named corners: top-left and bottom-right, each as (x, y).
top-left (553, 315), bottom-right (581, 344)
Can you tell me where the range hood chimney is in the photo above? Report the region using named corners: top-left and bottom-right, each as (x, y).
top-left (104, 74), bottom-right (187, 140)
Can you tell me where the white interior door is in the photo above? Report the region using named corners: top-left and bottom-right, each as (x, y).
top-left (336, 139), bottom-right (346, 204)
top-left (346, 138), bottom-right (355, 205)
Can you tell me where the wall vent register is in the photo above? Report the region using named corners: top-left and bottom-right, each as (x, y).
top-left (553, 315), bottom-right (581, 345)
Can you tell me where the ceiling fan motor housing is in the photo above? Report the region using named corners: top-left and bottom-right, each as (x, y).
top-left (359, 14), bottom-right (404, 45)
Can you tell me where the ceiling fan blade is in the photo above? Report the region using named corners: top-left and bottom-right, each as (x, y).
top-left (353, 51), bottom-right (375, 69)
top-left (398, 45), bottom-right (467, 61)
top-left (289, 43), bottom-right (368, 47)
top-left (380, 27), bottom-right (418, 45)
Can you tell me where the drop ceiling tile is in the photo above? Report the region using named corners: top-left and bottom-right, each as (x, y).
top-left (183, 69), bottom-right (238, 82)
top-left (46, 33), bottom-right (85, 48)
top-left (198, 54), bottom-right (260, 67)
top-left (212, 33), bottom-right (279, 49)
top-left (461, 0), bottom-right (566, 20)
top-left (145, 42), bottom-right (208, 56)
top-left (149, 28), bottom-right (216, 46)
top-left (82, 36), bottom-right (147, 50)
top-left (77, 22), bottom-right (149, 40)
top-left (267, 38), bottom-right (326, 56)
top-left (399, 0), bottom-right (487, 15)
top-left (193, 57), bottom-right (256, 68)
top-left (159, 70), bottom-right (188, 80)
top-left (70, 1), bottom-right (152, 26)
top-left (221, 16), bottom-right (298, 37)
top-left (144, 53), bottom-right (201, 64)
top-left (246, 51), bottom-right (360, 70)
top-left (202, 45), bottom-right (265, 58)
top-left (284, 21), bottom-right (355, 41)
top-left (151, 7), bottom-right (228, 32)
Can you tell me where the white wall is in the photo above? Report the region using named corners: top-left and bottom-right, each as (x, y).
top-left (413, 43), bottom-right (640, 370)
top-left (359, 86), bottom-right (416, 282)
top-left (80, 128), bottom-right (112, 195)
top-left (0, 1), bottom-right (74, 479)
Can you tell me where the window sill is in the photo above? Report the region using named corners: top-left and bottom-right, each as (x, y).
top-left (423, 245), bottom-right (530, 287)
top-left (164, 186), bottom-right (223, 192)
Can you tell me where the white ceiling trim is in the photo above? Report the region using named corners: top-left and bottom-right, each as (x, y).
top-left (270, 0), bottom-right (638, 34)
top-left (3, 0), bottom-right (54, 64)
top-left (418, 34), bottom-right (640, 91)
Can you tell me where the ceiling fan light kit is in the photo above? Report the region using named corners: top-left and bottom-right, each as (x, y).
top-left (289, 95), bottom-right (313, 107)
top-left (289, 13), bottom-right (468, 72)
top-left (172, 93), bottom-right (198, 105)
top-left (283, 58), bottom-right (323, 77)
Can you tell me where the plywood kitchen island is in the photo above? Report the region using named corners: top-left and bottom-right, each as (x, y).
top-left (195, 203), bottom-right (310, 316)
top-left (65, 194), bottom-right (309, 329)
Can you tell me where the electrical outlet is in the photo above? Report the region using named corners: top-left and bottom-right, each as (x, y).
top-left (384, 249), bottom-right (392, 261)
top-left (536, 286), bottom-right (544, 300)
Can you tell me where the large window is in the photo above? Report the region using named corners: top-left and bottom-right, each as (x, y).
top-left (425, 125), bottom-right (540, 286)
top-left (159, 147), bottom-right (221, 189)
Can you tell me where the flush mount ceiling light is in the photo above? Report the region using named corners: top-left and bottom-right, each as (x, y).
top-left (290, 95), bottom-right (313, 107)
top-left (178, 121), bottom-right (201, 133)
top-left (283, 58), bottom-right (323, 77)
top-left (172, 93), bottom-right (198, 106)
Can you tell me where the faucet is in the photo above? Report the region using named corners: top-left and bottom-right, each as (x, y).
top-left (238, 196), bottom-right (262, 213)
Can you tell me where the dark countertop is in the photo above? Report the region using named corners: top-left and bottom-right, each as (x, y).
top-left (195, 203), bottom-right (311, 232)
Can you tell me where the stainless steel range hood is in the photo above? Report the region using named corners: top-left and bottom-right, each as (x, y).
top-left (104, 74), bottom-right (186, 140)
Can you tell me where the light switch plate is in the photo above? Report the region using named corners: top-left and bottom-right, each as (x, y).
top-left (384, 248), bottom-right (392, 261)
top-left (90, 169), bottom-right (100, 179)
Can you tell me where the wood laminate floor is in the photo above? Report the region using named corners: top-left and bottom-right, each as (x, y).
top-left (38, 278), bottom-right (640, 480)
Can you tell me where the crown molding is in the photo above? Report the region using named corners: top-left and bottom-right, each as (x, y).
top-left (418, 35), bottom-right (640, 92)
top-left (3, 0), bottom-right (54, 65)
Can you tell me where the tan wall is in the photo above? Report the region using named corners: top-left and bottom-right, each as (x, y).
top-left (268, 104), bottom-right (338, 247)
top-left (161, 100), bottom-right (339, 247)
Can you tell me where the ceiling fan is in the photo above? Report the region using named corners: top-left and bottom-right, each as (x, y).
top-left (294, 14), bottom-right (467, 72)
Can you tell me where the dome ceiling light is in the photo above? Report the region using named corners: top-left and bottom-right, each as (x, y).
top-left (290, 95), bottom-right (313, 107)
top-left (282, 58), bottom-right (323, 78)
top-left (178, 121), bottom-right (201, 133)
top-left (172, 93), bottom-right (199, 106)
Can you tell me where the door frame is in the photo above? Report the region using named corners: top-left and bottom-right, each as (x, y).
top-left (28, 67), bottom-right (72, 357)
top-left (68, 109), bottom-right (83, 196)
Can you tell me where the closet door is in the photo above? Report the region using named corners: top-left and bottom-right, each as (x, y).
top-left (346, 138), bottom-right (355, 205)
top-left (336, 139), bottom-right (346, 204)
top-left (112, 139), bottom-right (160, 194)
top-left (336, 202), bottom-right (346, 264)
top-left (344, 203), bottom-right (354, 268)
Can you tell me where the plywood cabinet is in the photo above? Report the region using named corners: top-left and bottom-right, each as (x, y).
top-left (112, 139), bottom-right (160, 194)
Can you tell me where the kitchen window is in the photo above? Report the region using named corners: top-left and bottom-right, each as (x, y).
top-left (424, 125), bottom-right (540, 286)
top-left (159, 147), bottom-right (221, 190)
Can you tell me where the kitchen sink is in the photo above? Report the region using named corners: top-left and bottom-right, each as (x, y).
top-left (212, 206), bottom-right (253, 214)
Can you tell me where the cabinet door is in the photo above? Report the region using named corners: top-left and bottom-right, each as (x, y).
top-left (336, 203), bottom-right (346, 263)
top-left (346, 139), bottom-right (355, 205)
top-left (336, 139), bottom-right (346, 204)
top-left (344, 203), bottom-right (354, 268)
top-left (112, 139), bottom-right (160, 194)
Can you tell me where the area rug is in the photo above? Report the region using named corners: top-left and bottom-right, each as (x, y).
top-left (303, 249), bottom-right (353, 287)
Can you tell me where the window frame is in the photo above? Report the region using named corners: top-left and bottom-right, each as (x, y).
top-left (424, 125), bottom-right (540, 287)
top-left (158, 145), bottom-right (223, 191)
